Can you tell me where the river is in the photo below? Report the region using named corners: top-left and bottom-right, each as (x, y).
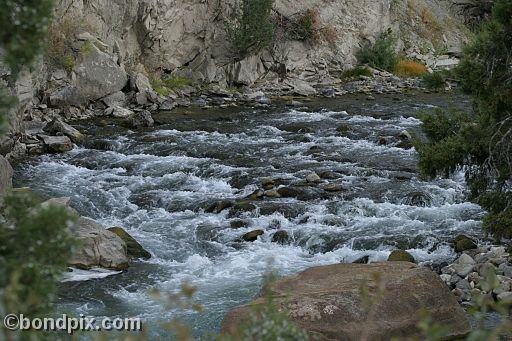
top-left (13, 92), bottom-right (485, 338)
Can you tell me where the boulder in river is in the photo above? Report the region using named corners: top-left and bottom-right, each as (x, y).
top-left (69, 217), bottom-right (129, 270)
top-left (277, 186), bottom-right (301, 198)
top-left (271, 230), bottom-right (290, 244)
top-left (388, 249), bottom-right (416, 263)
top-left (242, 230), bottom-right (264, 242)
top-left (454, 234), bottom-right (478, 253)
top-left (227, 201), bottom-right (257, 217)
top-left (306, 172), bottom-right (321, 183)
top-left (108, 227), bottom-right (151, 260)
top-left (221, 262), bottom-right (471, 340)
top-left (43, 118), bottom-right (84, 143)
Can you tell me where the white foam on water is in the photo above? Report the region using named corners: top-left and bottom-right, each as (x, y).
top-left (15, 103), bottom-right (486, 337)
top-left (61, 268), bottom-right (123, 282)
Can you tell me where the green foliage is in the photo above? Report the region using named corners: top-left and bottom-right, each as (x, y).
top-left (416, 0), bottom-right (512, 239)
top-left (0, 0), bottom-right (54, 70)
top-left (356, 29), bottom-right (398, 71)
top-left (0, 0), bottom-right (55, 135)
top-left (163, 76), bottom-right (193, 90)
top-left (151, 76), bottom-right (193, 96)
top-left (342, 66), bottom-right (373, 79)
top-left (225, 0), bottom-right (274, 58)
top-left (0, 86), bottom-right (17, 136)
top-left (456, 0), bottom-right (495, 29)
top-left (422, 71), bottom-right (449, 89)
top-left (0, 192), bottom-right (77, 320)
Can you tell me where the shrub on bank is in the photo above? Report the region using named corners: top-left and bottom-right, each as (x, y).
top-left (422, 71), bottom-right (449, 89)
top-left (356, 29), bottom-right (398, 72)
top-left (286, 8), bottom-right (337, 46)
top-left (342, 66), bottom-right (373, 79)
top-left (150, 76), bottom-right (193, 95)
top-left (225, 0), bottom-right (274, 58)
top-left (416, 0), bottom-right (512, 240)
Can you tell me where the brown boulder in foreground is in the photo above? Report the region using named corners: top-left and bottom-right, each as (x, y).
top-left (221, 262), bottom-right (471, 340)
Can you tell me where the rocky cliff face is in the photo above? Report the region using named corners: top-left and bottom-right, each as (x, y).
top-left (0, 0), bottom-right (469, 160)
top-left (50, 0), bottom-right (467, 85)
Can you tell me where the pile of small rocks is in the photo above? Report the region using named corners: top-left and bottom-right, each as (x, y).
top-left (440, 245), bottom-right (512, 304)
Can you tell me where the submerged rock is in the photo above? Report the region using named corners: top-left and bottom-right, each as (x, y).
top-left (352, 255), bottom-right (370, 264)
top-left (321, 183), bottom-right (345, 192)
top-left (205, 200), bottom-right (233, 214)
top-left (388, 249), bottom-right (416, 263)
top-left (228, 202), bottom-right (257, 217)
top-left (402, 191), bottom-right (433, 207)
top-left (69, 218), bottom-right (129, 270)
top-left (108, 227), bottom-right (151, 259)
top-left (271, 230), bottom-right (290, 244)
top-left (221, 263), bottom-right (471, 340)
top-left (230, 219), bottom-right (247, 229)
top-left (263, 189), bottom-right (281, 198)
top-left (245, 189), bottom-right (264, 200)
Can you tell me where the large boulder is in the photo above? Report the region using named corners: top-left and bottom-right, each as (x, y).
top-left (49, 44), bottom-right (127, 106)
top-left (69, 217), bottom-right (129, 270)
top-left (108, 227), bottom-right (151, 259)
top-left (0, 155), bottom-right (13, 195)
top-left (222, 263), bottom-right (471, 340)
top-left (43, 118), bottom-right (84, 143)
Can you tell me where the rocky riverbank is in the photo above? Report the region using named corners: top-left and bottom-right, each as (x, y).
top-left (3, 66), bottom-right (434, 162)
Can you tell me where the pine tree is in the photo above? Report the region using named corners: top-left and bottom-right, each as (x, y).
top-left (417, 0), bottom-right (512, 238)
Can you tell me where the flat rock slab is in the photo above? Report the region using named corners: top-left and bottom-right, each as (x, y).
top-left (41, 135), bottom-right (73, 152)
top-left (222, 262), bottom-right (471, 340)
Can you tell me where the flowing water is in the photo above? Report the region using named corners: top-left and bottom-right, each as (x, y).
top-left (14, 93), bottom-right (485, 338)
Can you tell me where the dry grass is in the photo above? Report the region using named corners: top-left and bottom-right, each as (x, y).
top-left (394, 59), bottom-right (427, 77)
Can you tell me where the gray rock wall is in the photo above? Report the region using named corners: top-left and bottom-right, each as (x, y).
top-left (51, 0), bottom-right (468, 84)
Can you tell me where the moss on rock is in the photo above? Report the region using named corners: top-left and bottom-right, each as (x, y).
top-left (388, 249), bottom-right (416, 263)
